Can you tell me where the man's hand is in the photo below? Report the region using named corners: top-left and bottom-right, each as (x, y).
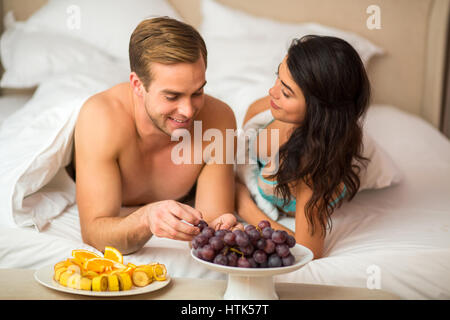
top-left (143, 200), bottom-right (203, 241)
top-left (209, 213), bottom-right (244, 231)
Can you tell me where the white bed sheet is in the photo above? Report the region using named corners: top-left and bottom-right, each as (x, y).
top-left (1, 98), bottom-right (449, 299)
top-left (0, 94), bottom-right (32, 124)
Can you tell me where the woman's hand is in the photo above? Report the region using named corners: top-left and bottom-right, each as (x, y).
top-left (188, 213), bottom-right (243, 249)
top-left (209, 213), bottom-right (244, 231)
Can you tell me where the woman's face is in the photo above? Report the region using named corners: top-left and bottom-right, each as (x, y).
top-left (268, 56), bottom-right (306, 125)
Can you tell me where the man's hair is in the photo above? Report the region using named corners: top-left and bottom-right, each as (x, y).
top-left (129, 16), bottom-right (207, 89)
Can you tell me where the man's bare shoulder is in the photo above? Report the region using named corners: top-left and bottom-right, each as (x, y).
top-left (243, 96), bottom-right (271, 126)
top-left (199, 94), bottom-right (237, 130)
top-left (75, 85), bottom-right (134, 155)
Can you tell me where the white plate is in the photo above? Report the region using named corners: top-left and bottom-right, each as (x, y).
top-left (34, 265), bottom-right (171, 297)
top-left (191, 243), bottom-right (313, 277)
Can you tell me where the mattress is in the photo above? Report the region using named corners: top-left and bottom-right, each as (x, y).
top-left (1, 97), bottom-right (449, 299)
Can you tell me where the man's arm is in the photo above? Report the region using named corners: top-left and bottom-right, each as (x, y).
top-left (195, 161), bottom-right (236, 225)
top-left (74, 97), bottom-right (150, 253)
top-left (75, 97), bottom-right (201, 254)
top-left (194, 97), bottom-right (237, 228)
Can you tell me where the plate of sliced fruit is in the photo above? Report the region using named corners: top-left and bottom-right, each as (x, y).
top-left (34, 246), bottom-right (171, 297)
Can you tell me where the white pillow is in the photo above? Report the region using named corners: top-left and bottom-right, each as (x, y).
top-left (19, 0), bottom-right (182, 62)
top-left (201, 0), bottom-right (383, 65)
top-left (201, 0), bottom-right (384, 127)
top-left (0, 23), bottom-right (125, 88)
top-left (358, 129), bottom-right (402, 191)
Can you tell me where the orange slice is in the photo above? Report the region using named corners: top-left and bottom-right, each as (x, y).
top-left (83, 257), bottom-right (125, 273)
top-left (54, 260), bottom-right (67, 272)
top-left (54, 267), bottom-right (68, 281)
top-left (72, 249), bottom-right (101, 264)
top-left (122, 266), bottom-right (135, 276)
top-left (69, 258), bottom-right (85, 269)
top-left (104, 246), bottom-right (123, 264)
top-left (82, 270), bottom-right (99, 280)
top-left (54, 259), bottom-right (72, 272)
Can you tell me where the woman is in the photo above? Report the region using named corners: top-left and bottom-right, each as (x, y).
top-left (235, 35), bottom-right (371, 259)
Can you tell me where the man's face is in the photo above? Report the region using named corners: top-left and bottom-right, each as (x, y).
top-left (142, 57), bottom-right (207, 136)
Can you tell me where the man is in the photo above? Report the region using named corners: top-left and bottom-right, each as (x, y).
top-left (71, 17), bottom-right (239, 254)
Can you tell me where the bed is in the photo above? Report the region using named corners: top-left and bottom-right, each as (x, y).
top-left (0, 0), bottom-right (449, 300)
top-left (0, 94), bottom-right (31, 123)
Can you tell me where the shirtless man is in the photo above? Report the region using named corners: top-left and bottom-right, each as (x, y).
top-left (72, 17), bottom-right (239, 254)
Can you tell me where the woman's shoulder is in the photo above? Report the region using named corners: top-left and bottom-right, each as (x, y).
top-left (243, 96), bottom-right (271, 126)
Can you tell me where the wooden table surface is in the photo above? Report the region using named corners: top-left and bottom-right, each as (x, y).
top-left (0, 268), bottom-right (400, 300)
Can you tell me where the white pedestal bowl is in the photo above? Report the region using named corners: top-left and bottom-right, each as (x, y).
top-left (191, 243), bottom-right (313, 300)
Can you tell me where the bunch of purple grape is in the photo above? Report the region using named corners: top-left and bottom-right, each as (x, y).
top-left (192, 220), bottom-right (296, 268)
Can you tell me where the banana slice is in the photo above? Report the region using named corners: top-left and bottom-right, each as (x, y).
top-left (92, 275), bottom-right (108, 291)
top-left (67, 273), bottom-right (82, 289)
top-left (54, 267), bottom-right (68, 282)
top-left (67, 264), bottom-right (81, 274)
top-left (108, 274), bottom-right (119, 291)
top-left (59, 270), bottom-right (74, 287)
top-left (80, 277), bottom-right (92, 291)
top-left (117, 272), bottom-right (133, 291)
top-left (132, 268), bottom-right (153, 287)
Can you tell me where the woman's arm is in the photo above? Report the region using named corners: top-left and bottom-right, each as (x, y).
top-left (236, 179), bottom-right (324, 259)
top-left (293, 181), bottom-right (325, 259)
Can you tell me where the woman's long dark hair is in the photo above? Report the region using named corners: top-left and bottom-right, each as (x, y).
top-left (274, 35), bottom-right (371, 237)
